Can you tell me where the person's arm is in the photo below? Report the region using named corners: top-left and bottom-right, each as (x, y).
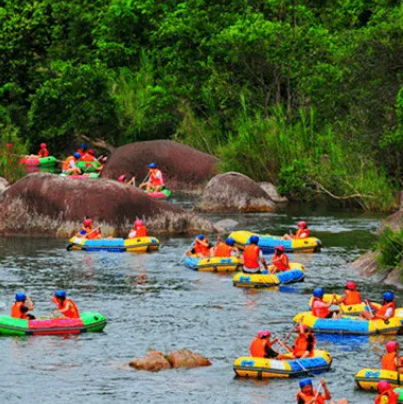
top-left (26, 296), bottom-right (34, 311)
top-left (321, 379), bottom-right (331, 400)
top-left (58, 301), bottom-right (72, 314)
top-left (376, 307), bottom-right (394, 320)
top-left (259, 251), bottom-right (267, 269)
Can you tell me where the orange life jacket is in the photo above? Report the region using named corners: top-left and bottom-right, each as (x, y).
top-left (150, 169), bottom-right (164, 186)
top-left (296, 391), bottom-right (326, 404)
top-left (250, 337), bottom-right (267, 358)
top-left (272, 253), bottom-right (290, 271)
top-left (58, 298), bottom-right (80, 319)
top-left (296, 228), bottom-right (310, 239)
top-left (312, 297), bottom-right (330, 318)
top-left (38, 148), bottom-right (49, 158)
top-left (293, 333), bottom-right (316, 358)
top-left (81, 226), bottom-right (100, 240)
top-left (375, 389), bottom-right (399, 404)
top-left (344, 290), bottom-right (362, 305)
top-left (62, 156), bottom-right (75, 171)
top-left (243, 245), bottom-right (260, 269)
top-left (376, 302), bottom-right (396, 318)
top-left (381, 352), bottom-right (399, 371)
top-left (11, 302), bottom-right (28, 319)
top-left (194, 240), bottom-right (210, 257)
top-left (80, 152), bottom-right (95, 162)
top-left (214, 243), bottom-right (232, 257)
top-left (135, 225), bottom-right (148, 237)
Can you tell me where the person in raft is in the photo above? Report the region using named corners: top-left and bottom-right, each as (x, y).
top-left (52, 291), bottom-right (80, 319)
top-left (186, 234), bottom-right (211, 258)
top-left (296, 379), bottom-right (332, 404)
top-left (11, 293), bottom-right (36, 320)
top-left (76, 219), bottom-right (102, 240)
top-left (62, 152), bottom-right (82, 175)
top-left (381, 341), bottom-right (403, 373)
top-left (332, 281), bottom-right (362, 318)
top-left (284, 221), bottom-right (310, 240)
top-left (270, 245), bottom-right (290, 274)
top-left (242, 235), bottom-right (267, 273)
top-left (213, 237), bottom-right (240, 258)
top-left (118, 174), bottom-right (135, 186)
top-left (128, 220), bottom-right (148, 238)
top-left (140, 162), bottom-right (165, 193)
top-left (374, 381), bottom-right (399, 404)
top-left (360, 291), bottom-right (395, 321)
top-left (77, 143), bottom-right (88, 157)
top-left (250, 330), bottom-right (280, 358)
top-left (311, 288), bottom-right (338, 318)
top-left (37, 143), bottom-right (49, 158)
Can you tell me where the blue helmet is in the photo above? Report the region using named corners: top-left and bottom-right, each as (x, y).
top-left (383, 292), bottom-right (394, 302)
top-left (73, 152), bottom-right (81, 159)
top-left (148, 162), bottom-right (157, 169)
top-left (226, 237), bottom-right (235, 246)
top-left (299, 378), bottom-right (312, 389)
top-left (196, 234), bottom-right (204, 240)
top-left (313, 288), bottom-right (324, 298)
top-left (249, 235), bottom-right (259, 244)
top-left (54, 290), bottom-right (66, 299)
top-left (15, 293), bottom-right (26, 302)
top-left (80, 144), bottom-right (87, 151)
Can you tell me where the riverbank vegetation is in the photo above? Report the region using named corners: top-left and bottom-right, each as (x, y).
top-left (1, 0), bottom-right (403, 211)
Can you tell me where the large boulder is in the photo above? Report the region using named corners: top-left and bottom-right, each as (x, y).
top-left (166, 348), bottom-right (211, 368)
top-left (129, 351), bottom-right (171, 372)
top-left (259, 182), bottom-right (288, 204)
top-left (198, 172), bottom-right (276, 212)
top-left (101, 140), bottom-right (219, 191)
top-left (0, 173), bottom-right (216, 237)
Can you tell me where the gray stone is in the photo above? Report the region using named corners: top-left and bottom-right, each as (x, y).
top-left (259, 182), bottom-right (288, 204)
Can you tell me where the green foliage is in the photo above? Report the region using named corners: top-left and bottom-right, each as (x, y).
top-left (376, 227), bottom-right (403, 270)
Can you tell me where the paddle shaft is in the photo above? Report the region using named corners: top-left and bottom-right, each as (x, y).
top-left (178, 240), bottom-right (196, 264)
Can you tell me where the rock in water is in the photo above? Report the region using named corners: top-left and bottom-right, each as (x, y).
top-left (101, 140), bottom-right (219, 191)
top-left (352, 251), bottom-right (380, 276)
top-left (214, 218), bottom-right (239, 230)
top-left (259, 182), bottom-right (288, 204)
top-left (167, 349), bottom-right (212, 368)
top-left (199, 172), bottom-right (276, 212)
top-left (129, 351), bottom-right (171, 372)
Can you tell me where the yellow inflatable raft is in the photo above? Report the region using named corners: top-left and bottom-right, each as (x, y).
top-left (233, 350), bottom-right (332, 378)
top-left (355, 368), bottom-right (403, 390)
top-left (184, 255), bottom-right (242, 272)
top-left (67, 236), bottom-right (160, 253)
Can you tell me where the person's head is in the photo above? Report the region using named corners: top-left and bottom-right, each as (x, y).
top-left (73, 152), bottom-right (81, 160)
top-left (274, 245), bottom-right (285, 255)
top-left (83, 219), bottom-right (93, 228)
top-left (346, 281), bottom-right (357, 291)
top-left (196, 234), bottom-right (205, 241)
top-left (313, 288), bottom-right (324, 299)
top-left (80, 143), bottom-right (87, 151)
top-left (249, 235), bottom-right (259, 245)
top-left (54, 290), bottom-right (66, 302)
top-left (88, 149), bottom-right (95, 156)
top-left (226, 237), bottom-right (235, 247)
top-left (257, 330), bottom-right (271, 339)
top-left (118, 175), bottom-right (126, 183)
top-left (377, 380), bottom-right (391, 393)
top-left (386, 341), bottom-right (399, 353)
top-left (15, 293), bottom-right (26, 302)
top-left (135, 220), bottom-right (143, 228)
top-left (148, 162), bottom-right (157, 170)
top-left (298, 221), bottom-right (307, 229)
top-left (383, 291), bottom-right (394, 303)
top-left (296, 324), bottom-right (310, 335)
top-left (299, 378), bottom-right (313, 394)
top-left (40, 143), bottom-right (47, 149)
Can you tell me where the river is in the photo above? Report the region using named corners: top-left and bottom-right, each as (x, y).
top-left (0, 204), bottom-right (392, 403)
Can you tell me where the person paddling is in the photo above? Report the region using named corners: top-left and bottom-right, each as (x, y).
top-left (270, 245), bottom-right (291, 274)
top-left (213, 237), bottom-right (240, 258)
top-left (187, 234), bottom-right (211, 258)
top-left (242, 235), bottom-right (267, 274)
top-left (311, 288), bottom-right (338, 318)
top-left (381, 341), bottom-right (403, 373)
top-left (284, 221), bottom-right (310, 240)
top-left (296, 378), bottom-right (332, 404)
top-left (37, 143), bottom-right (49, 158)
top-left (118, 174), bottom-right (135, 186)
top-left (76, 219), bottom-right (102, 240)
top-left (140, 162), bottom-right (165, 193)
top-left (128, 220), bottom-right (148, 238)
top-left (62, 152), bottom-right (82, 175)
top-left (250, 330), bottom-right (280, 358)
top-left (360, 292), bottom-right (395, 321)
top-left (374, 381), bottom-right (399, 404)
top-left (11, 293), bottom-right (35, 320)
top-left (52, 291), bottom-right (80, 319)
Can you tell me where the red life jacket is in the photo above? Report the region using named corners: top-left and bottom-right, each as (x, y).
top-left (38, 148), bottom-right (49, 158)
top-left (376, 302), bottom-right (396, 318)
top-left (135, 225), bottom-right (148, 237)
top-left (296, 228), bottom-right (310, 239)
top-left (214, 244), bottom-right (232, 257)
top-left (344, 290), bottom-right (362, 305)
top-left (296, 391), bottom-right (326, 404)
top-left (11, 302), bottom-right (28, 319)
top-left (80, 152), bottom-right (95, 162)
top-left (58, 298), bottom-right (80, 319)
top-left (312, 297), bottom-right (330, 318)
top-left (250, 337), bottom-right (267, 358)
top-left (381, 352), bottom-right (399, 371)
top-left (293, 333), bottom-right (316, 358)
top-left (272, 253), bottom-right (290, 271)
top-left (150, 169), bottom-right (164, 186)
top-left (243, 245), bottom-right (260, 269)
top-left (375, 389), bottom-right (399, 404)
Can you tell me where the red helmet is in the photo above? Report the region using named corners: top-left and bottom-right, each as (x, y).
top-left (258, 330), bottom-right (271, 338)
top-left (275, 245), bottom-right (285, 252)
top-left (135, 220), bottom-right (143, 226)
top-left (6, 143), bottom-right (12, 148)
top-left (378, 380), bottom-right (391, 393)
top-left (89, 149), bottom-right (95, 155)
top-left (298, 221), bottom-right (307, 227)
top-left (296, 324), bottom-right (309, 332)
top-left (386, 341), bottom-right (398, 353)
top-left (83, 219), bottom-right (92, 227)
top-left (118, 175), bottom-right (126, 183)
top-left (346, 281), bottom-right (357, 290)
top-left (40, 143), bottom-right (47, 149)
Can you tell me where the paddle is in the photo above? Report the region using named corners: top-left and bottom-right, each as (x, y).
top-left (307, 381), bottom-right (324, 404)
top-left (177, 239), bottom-right (196, 265)
top-left (66, 225), bottom-right (103, 251)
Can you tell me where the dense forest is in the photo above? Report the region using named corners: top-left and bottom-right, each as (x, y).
top-left (1, 0), bottom-right (403, 210)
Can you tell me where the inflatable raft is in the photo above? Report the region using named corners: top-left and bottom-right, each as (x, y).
top-left (233, 263), bottom-right (305, 288)
top-left (229, 230), bottom-right (321, 254)
top-left (76, 160), bottom-right (101, 172)
top-left (294, 312), bottom-right (403, 335)
top-left (234, 349), bottom-right (332, 378)
top-left (0, 312), bottom-right (106, 336)
top-left (20, 156), bottom-right (57, 167)
top-left (60, 173), bottom-right (100, 179)
top-left (145, 188), bottom-right (171, 199)
top-left (67, 236), bottom-right (160, 252)
top-left (355, 368), bottom-right (403, 391)
top-left (184, 255), bottom-right (242, 272)
top-left (309, 294), bottom-right (379, 315)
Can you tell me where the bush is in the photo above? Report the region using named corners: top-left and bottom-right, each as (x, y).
top-left (376, 227), bottom-right (403, 270)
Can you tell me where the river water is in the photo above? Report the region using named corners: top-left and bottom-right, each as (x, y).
top-left (0, 204), bottom-right (393, 403)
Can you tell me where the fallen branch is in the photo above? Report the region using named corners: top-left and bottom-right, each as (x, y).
top-left (311, 180), bottom-right (375, 200)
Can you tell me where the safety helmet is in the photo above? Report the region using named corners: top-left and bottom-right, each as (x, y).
top-left (298, 221), bottom-right (307, 227)
top-left (88, 149), bottom-right (95, 155)
top-left (135, 220), bottom-right (143, 226)
top-left (313, 288), bottom-right (324, 298)
top-left (378, 380), bottom-right (391, 393)
top-left (249, 235), bottom-right (259, 244)
top-left (275, 245), bottom-right (285, 252)
top-left (148, 162), bottom-right (157, 169)
top-left (83, 219), bottom-right (92, 227)
top-left (296, 324), bottom-right (309, 332)
top-left (299, 378), bottom-right (312, 389)
top-left (118, 175), bottom-right (126, 183)
top-left (54, 290), bottom-right (66, 299)
top-left (80, 144), bottom-right (87, 151)
top-left (40, 143), bottom-right (47, 149)
top-left (196, 234), bottom-right (205, 240)
top-left (226, 237), bottom-right (235, 246)
top-left (15, 293), bottom-right (26, 302)
top-left (386, 341), bottom-right (398, 353)
top-left (383, 291), bottom-right (394, 302)
top-left (346, 281), bottom-right (357, 290)
top-left (73, 152), bottom-right (81, 159)
top-left (257, 330), bottom-right (271, 338)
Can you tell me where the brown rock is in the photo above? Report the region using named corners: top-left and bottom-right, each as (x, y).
top-left (129, 351), bottom-right (171, 372)
top-left (378, 210), bottom-right (403, 233)
top-left (101, 140), bottom-right (219, 191)
top-left (198, 172), bottom-right (276, 212)
top-left (352, 251), bottom-right (381, 276)
top-left (167, 349), bottom-right (212, 368)
top-left (383, 266), bottom-right (403, 289)
top-left (0, 173), bottom-right (216, 237)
